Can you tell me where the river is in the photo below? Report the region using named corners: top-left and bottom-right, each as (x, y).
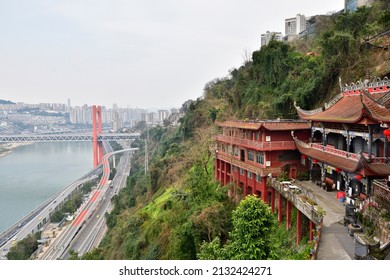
top-left (0, 142), bottom-right (93, 233)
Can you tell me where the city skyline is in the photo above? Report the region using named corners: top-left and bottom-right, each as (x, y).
top-left (0, 1), bottom-right (343, 109)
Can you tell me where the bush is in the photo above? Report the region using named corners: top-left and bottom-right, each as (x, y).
top-left (296, 171), bottom-right (309, 180)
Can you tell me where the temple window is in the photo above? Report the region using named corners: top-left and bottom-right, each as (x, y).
top-left (247, 150), bottom-right (255, 161)
top-left (256, 152), bottom-right (265, 164)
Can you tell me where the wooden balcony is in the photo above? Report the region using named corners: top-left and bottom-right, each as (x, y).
top-left (215, 134), bottom-right (296, 151)
top-left (216, 152), bottom-right (281, 177)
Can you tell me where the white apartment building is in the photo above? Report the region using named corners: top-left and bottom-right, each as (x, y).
top-left (285, 14), bottom-right (306, 42)
top-left (261, 31), bottom-right (283, 47)
top-left (111, 110), bottom-right (123, 131)
top-left (158, 110), bottom-right (170, 123)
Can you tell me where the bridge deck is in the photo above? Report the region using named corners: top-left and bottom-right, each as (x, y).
top-left (0, 133), bottom-right (140, 142)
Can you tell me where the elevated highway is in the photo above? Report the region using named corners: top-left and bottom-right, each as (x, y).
top-left (38, 147), bottom-right (138, 260)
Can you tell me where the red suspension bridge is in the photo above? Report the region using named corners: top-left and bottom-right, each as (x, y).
top-left (0, 105), bottom-right (139, 168)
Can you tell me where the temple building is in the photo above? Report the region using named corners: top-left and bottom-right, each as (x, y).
top-left (214, 120), bottom-right (310, 202)
top-left (214, 119), bottom-right (317, 243)
top-left (294, 78), bottom-right (390, 208)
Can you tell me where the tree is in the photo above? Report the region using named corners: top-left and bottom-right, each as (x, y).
top-left (198, 195), bottom-right (278, 260)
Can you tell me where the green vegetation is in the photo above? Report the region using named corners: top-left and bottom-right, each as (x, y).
top-left (83, 3), bottom-right (390, 260)
top-left (205, 3), bottom-right (390, 120)
top-left (50, 181), bottom-right (95, 223)
top-left (6, 232), bottom-right (41, 260)
top-left (198, 195), bottom-right (278, 260)
top-left (109, 141), bottom-right (123, 151)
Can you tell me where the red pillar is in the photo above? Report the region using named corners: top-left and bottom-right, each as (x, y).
top-left (223, 161), bottom-right (227, 185)
top-left (243, 170), bottom-right (247, 196)
top-left (218, 159), bottom-right (222, 183)
top-left (309, 220), bottom-right (314, 241)
top-left (97, 106), bottom-right (103, 164)
top-left (296, 210), bottom-right (302, 244)
top-left (270, 188), bottom-right (275, 213)
top-left (278, 192), bottom-right (283, 223)
top-left (261, 176), bottom-right (268, 204)
top-left (92, 105), bottom-right (98, 168)
top-left (215, 158), bottom-right (219, 181)
top-left (286, 201), bottom-right (292, 230)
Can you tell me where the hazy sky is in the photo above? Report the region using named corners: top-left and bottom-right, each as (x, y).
top-left (0, 0), bottom-right (344, 109)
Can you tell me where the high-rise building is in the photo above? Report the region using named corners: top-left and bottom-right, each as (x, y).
top-left (285, 14), bottom-right (306, 42)
top-left (158, 110), bottom-right (170, 123)
top-left (67, 98), bottom-right (71, 112)
top-left (261, 31), bottom-right (283, 47)
top-left (111, 110), bottom-right (123, 131)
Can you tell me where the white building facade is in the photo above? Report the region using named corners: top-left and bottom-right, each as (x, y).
top-left (261, 31), bottom-right (283, 47)
top-left (285, 14), bottom-right (307, 41)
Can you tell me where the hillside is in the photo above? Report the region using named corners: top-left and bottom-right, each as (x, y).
top-left (80, 2), bottom-right (390, 260)
top-left (0, 99), bottom-right (15, 105)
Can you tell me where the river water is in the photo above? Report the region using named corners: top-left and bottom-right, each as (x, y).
top-left (0, 142), bottom-right (93, 233)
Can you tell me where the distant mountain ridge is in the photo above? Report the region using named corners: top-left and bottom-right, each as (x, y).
top-left (0, 100), bottom-right (15, 105)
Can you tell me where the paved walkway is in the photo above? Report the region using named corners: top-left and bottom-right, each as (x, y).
top-left (295, 180), bottom-right (355, 260)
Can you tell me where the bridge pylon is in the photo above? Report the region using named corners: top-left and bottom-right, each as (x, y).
top-left (92, 105), bottom-right (103, 168)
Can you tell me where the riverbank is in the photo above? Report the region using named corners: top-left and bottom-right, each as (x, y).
top-left (0, 143), bottom-right (31, 158)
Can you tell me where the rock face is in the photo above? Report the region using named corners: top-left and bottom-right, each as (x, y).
top-left (377, 218), bottom-right (390, 244)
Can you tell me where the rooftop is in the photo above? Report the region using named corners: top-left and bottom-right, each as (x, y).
top-left (216, 119), bottom-right (310, 131)
top-left (296, 78), bottom-right (390, 124)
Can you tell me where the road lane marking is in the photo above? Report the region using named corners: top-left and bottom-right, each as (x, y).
top-left (72, 209), bottom-right (88, 227)
top-left (90, 190), bottom-right (101, 202)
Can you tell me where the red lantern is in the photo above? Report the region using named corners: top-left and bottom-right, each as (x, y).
top-left (384, 129), bottom-right (390, 137)
top-left (354, 174), bottom-right (363, 181)
top-left (301, 155), bottom-right (307, 159)
top-left (312, 159), bottom-right (318, 164)
top-left (335, 167), bottom-right (342, 173)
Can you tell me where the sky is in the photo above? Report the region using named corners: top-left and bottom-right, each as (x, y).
top-left (0, 0), bottom-right (344, 110)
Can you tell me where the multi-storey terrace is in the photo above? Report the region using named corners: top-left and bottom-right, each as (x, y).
top-left (215, 119), bottom-right (317, 243)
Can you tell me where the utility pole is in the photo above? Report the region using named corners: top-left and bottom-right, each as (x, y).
top-left (145, 123), bottom-right (149, 174)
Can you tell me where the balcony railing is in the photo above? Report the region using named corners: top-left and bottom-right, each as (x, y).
top-left (311, 143), bottom-right (359, 160)
top-left (216, 135), bottom-right (296, 151)
top-left (216, 152), bottom-right (282, 177)
top-left (269, 178), bottom-right (324, 225)
top-left (311, 143), bottom-right (388, 162)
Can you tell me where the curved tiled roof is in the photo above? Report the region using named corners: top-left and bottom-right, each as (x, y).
top-left (293, 137), bottom-right (390, 177)
top-left (293, 137), bottom-right (362, 172)
top-left (215, 121), bottom-right (262, 130)
top-left (262, 122), bottom-right (310, 131)
top-left (296, 94), bottom-right (365, 123)
top-left (362, 92), bottom-right (390, 122)
top-left (296, 87), bottom-right (390, 124)
top-left (216, 120), bottom-right (310, 131)
top-left (360, 157), bottom-right (390, 176)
